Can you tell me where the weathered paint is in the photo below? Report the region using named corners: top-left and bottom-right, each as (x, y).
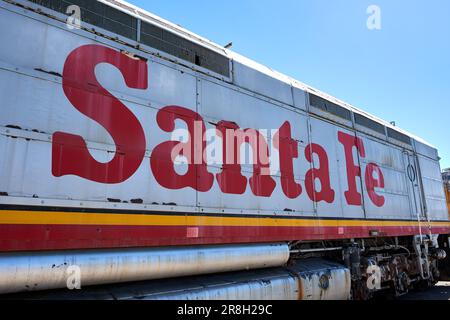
top-left (0, 0), bottom-right (448, 255)
top-left (0, 243), bottom-right (290, 294)
top-left (445, 186), bottom-right (450, 216)
top-left (0, 208), bottom-right (449, 252)
top-left (132, 260), bottom-right (351, 301)
top-left (2, 260), bottom-right (351, 300)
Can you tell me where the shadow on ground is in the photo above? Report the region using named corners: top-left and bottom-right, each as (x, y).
top-left (399, 282), bottom-right (450, 300)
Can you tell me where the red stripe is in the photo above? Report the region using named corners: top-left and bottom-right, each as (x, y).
top-left (0, 224), bottom-right (449, 252)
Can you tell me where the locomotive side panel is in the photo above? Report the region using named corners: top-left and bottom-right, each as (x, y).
top-left (308, 118), bottom-right (363, 219)
top-left (0, 1), bottom-right (448, 256)
top-left (0, 2), bottom-right (446, 223)
top-left (0, 0), bottom-right (449, 300)
top-left (417, 155), bottom-right (448, 221)
top-left (198, 78), bottom-right (315, 215)
top-left (357, 133), bottom-right (414, 220)
top-left (0, 10), bottom-right (202, 209)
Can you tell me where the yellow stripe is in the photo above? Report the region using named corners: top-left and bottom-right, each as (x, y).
top-left (0, 210), bottom-right (449, 228)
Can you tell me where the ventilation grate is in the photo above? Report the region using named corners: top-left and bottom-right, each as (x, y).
top-left (26, 0), bottom-right (230, 77)
top-left (140, 21), bottom-right (230, 77)
top-left (309, 94), bottom-right (352, 121)
top-left (354, 113), bottom-right (386, 135)
top-left (28, 0), bottom-right (138, 40)
top-left (387, 127), bottom-right (411, 145)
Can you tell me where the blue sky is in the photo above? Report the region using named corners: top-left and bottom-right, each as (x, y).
top-left (131, 0), bottom-right (450, 169)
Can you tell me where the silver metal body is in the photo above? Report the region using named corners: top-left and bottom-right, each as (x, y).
top-left (0, 1), bottom-right (448, 224)
top-left (0, 0), bottom-right (448, 299)
top-left (0, 243), bottom-right (290, 294)
top-left (0, 0), bottom-right (447, 222)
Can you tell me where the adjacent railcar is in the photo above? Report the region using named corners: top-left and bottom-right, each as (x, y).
top-left (446, 187), bottom-right (450, 214)
top-left (0, 0), bottom-right (449, 299)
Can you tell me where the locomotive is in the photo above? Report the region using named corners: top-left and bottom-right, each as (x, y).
top-left (0, 0), bottom-right (449, 300)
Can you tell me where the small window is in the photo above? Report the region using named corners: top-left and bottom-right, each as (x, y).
top-left (354, 113), bottom-right (386, 135)
top-left (140, 21), bottom-right (230, 77)
top-left (28, 0), bottom-right (138, 40)
top-left (387, 128), bottom-right (411, 145)
top-left (309, 94), bottom-right (352, 121)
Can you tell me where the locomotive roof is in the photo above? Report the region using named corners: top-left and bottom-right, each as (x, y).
top-left (98, 0), bottom-right (435, 150)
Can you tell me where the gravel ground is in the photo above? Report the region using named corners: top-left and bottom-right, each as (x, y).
top-left (400, 282), bottom-right (450, 300)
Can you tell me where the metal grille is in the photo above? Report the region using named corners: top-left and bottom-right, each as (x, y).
top-left (354, 113), bottom-right (386, 135)
top-left (29, 0), bottom-right (137, 40)
top-left (26, 0), bottom-right (230, 77)
top-left (387, 127), bottom-right (412, 145)
top-left (309, 94), bottom-right (352, 121)
top-left (140, 21), bottom-right (230, 77)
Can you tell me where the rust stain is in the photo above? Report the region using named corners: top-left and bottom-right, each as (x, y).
top-left (297, 276), bottom-right (303, 300)
top-left (445, 186), bottom-right (450, 218)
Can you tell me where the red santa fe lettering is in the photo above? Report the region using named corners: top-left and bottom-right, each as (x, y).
top-left (215, 121), bottom-right (248, 195)
top-left (365, 162), bottom-right (386, 207)
top-left (150, 106), bottom-right (214, 192)
top-left (337, 131), bottom-right (366, 206)
top-left (304, 143), bottom-right (335, 203)
top-left (52, 44), bottom-right (147, 184)
top-left (216, 121), bottom-right (276, 197)
top-left (273, 121), bottom-right (302, 199)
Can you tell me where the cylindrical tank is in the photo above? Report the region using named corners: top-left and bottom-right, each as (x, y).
top-left (142, 266), bottom-right (351, 300)
top-left (144, 271), bottom-right (300, 300)
top-left (1, 259), bottom-right (351, 300)
top-left (0, 243), bottom-right (290, 295)
top-left (130, 259), bottom-right (351, 300)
